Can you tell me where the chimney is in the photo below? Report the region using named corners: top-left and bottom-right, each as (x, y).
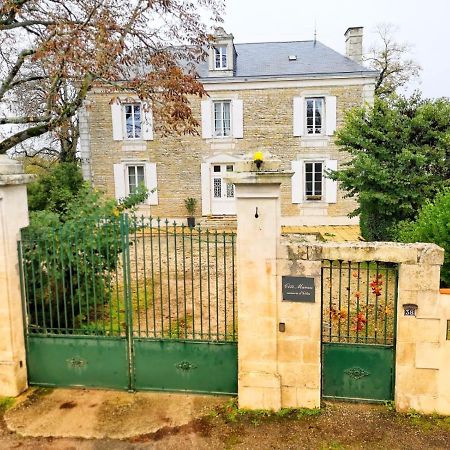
top-left (345, 27), bottom-right (363, 64)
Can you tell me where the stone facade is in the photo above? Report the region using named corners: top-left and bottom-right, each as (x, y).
top-left (84, 79), bottom-right (374, 225)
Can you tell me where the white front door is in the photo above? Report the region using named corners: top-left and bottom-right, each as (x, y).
top-left (210, 163), bottom-right (236, 215)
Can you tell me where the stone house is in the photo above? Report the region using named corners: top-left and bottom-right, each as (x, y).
top-left (80, 27), bottom-right (377, 225)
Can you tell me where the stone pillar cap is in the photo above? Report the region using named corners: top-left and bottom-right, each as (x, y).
top-left (226, 170), bottom-right (293, 185)
top-left (0, 155), bottom-right (24, 175)
top-left (0, 155), bottom-right (36, 186)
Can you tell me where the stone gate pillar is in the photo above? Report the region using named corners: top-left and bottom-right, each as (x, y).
top-left (0, 156), bottom-right (34, 396)
top-left (228, 160), bottom-right (291, 410)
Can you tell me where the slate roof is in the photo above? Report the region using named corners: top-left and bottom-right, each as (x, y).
top-left (197, 40), bottom-right (377, 80)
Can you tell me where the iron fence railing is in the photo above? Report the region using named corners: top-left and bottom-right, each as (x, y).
top-left (321, 260), bottom-right (398, 346)
top-left (18, 214), bottom-right (237, 343)
top-left (127, 216), bottom-right (237, 342)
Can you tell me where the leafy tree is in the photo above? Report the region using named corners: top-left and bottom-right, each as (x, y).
top-left (22, 180), bottom-right (148, 332)
top-left (330, 94), bottom-right (450, 241)
top-left (0, 0), bottom-right (223, 158)
top-left (27, 162), bottom-right (84, 214)
top-left (365, 24), bottom-right (421, 97)
top-left (396, 188), bottom-right (450, 287)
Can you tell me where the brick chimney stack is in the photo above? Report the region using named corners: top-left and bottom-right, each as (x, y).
top-left (345, 27), bottom-right (364, 64)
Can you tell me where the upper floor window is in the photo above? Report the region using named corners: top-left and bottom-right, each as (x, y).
top-left (127, 164), bottom-right (145, 194)
top-left (306, 98), bottom-right (324, 135)
top-left (304, 161), bottom-right (323, 200)
top-left (124, 104), bottom-right (141, 139)
top-left (214, 101), bottom-right (231, 137)
top-left (214, 46), bottom-right (228, 69)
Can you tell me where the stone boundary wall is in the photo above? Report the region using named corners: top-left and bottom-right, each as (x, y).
top-left (278, 239), bottom-right (449, 415)
top-left (239, 216), bottom-right (450, 415)
top-left (234, 168), bottom-right (449, 415)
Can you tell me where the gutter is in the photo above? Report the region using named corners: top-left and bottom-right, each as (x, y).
top-left (200, 71), bottom-right (379, 84)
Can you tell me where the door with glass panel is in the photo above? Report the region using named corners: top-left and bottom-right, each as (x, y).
top-left (210, 164), bottom-right (236, 215)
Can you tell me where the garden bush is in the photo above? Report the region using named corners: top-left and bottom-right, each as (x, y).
top-left (27, 162), bottom-right (84, 214)
top-left (22, 175), bottom-right (148, 332)
top-left (396, 188), bottom-right (450, 287)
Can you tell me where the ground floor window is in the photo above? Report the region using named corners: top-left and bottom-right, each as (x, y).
top-left (127, 165), bottom-right (145, 194)
top-left (113, 162), bottom-right (158, 205)
top-left (304, 161), bottom-right (323, 201)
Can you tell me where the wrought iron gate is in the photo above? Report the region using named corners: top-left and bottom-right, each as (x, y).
top-left (321, 260), bottom-right (398, 402)
top-left (18, 214), bottom-right (237, 394)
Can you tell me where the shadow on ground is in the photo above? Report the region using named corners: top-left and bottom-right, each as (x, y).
top-left (1, 388), bottom-right (450, 449)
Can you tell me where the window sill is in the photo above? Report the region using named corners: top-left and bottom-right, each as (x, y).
top-left (301, 201), bottom-right (328, 207)
top-left (212, 135), bottom-right (233, 139)
top-left (302, 134), bottom-right (328, 139)
top-left (206, 137), bottom-right (236, 144)
top-left (121, 141), bottom-right (147, 151)
top-left (300, 135), bottom-right (330, 148)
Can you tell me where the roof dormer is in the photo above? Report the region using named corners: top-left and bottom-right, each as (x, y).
top-left (208, 27), bottom-right (235, 77)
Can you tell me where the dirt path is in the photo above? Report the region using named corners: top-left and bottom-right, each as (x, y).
top-left (1, 395), bottom-right (449, 449)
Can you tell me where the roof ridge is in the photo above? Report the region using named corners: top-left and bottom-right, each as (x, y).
top-left (234, 39), bottom-right (319, 45)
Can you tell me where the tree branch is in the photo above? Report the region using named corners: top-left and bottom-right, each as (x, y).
top-left (10, 75), bottom-right (47, 88)
top-left (0, 122), bottom-right (51, 154)
top-left (0, 48), bottom-right (35, 101)
top-left (0, 115), bottom-right (51, 124)
top-left (0, 20), bottom-right (56, 30)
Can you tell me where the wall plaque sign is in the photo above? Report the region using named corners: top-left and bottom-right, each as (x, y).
top-left (282, 276), bottom-right (315, 302)
top-left (403, 303), bottom-right (418, 317)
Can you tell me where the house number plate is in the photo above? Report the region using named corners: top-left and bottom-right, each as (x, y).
top-left (403, 303), bottom-right (418, 317)
top-left (282, 276), bottom-right (315, 302)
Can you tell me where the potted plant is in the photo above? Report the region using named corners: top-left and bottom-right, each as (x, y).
top-left (184, 197), bottom-right (197, 228)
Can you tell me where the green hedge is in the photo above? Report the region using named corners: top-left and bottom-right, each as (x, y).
top-left (396, 188), bottom-right (450, 287)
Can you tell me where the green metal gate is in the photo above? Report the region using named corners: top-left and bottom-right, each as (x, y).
top-left (18, 215), bottom-right (237, 394)
top-left (321, 260), bottom-right (398, 402)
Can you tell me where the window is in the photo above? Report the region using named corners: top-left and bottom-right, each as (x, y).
top-left (214, 101), bottom-right (231, 137)
top-left (304, 162), bottom-right (323, 200)
top-left (214, 46), bottom-right (227, 69)
top-left (114, 162), bottom-right (158, 204)
top-left (124, 104), bottom-right (141, 139)
top-left (306, 98), bottom-right (324, 135)
top-left (127, 165), bottom-right (145, 194)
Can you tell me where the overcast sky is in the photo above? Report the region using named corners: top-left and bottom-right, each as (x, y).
top-left (222, 0), bottom-right (449, 98)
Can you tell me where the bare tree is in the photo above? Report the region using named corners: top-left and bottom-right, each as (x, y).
top-left (365, 24), bottom-right (421, 97)
top-left (0, 0), bottom-right (224, 158)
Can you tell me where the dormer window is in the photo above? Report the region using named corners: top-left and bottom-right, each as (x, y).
top-left (214, 46), bottom-right (228, 69)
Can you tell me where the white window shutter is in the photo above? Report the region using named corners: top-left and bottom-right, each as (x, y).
top-left (293, 96), bottom-right (304, 137)
top-left (325, 96), bottom-right (337, 136)
top-left (145, 163), bottom-right (158, 205)
top-left (232, 99), bottom-right (244, 138)
top-left (200, 163), bottom-right (211, 215)
top-left (113, 163), bottom-right (126, 200)
top-left (325, 159), bottom-right (338, 204)
top-left (201, 100), bottom-right (212, 139)
top-left (291, 160), bottom-right (303, 204)
top-left (111, 102), bottom-right (123, 141)
top-left (142, 102), bottom-right (154, 141)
